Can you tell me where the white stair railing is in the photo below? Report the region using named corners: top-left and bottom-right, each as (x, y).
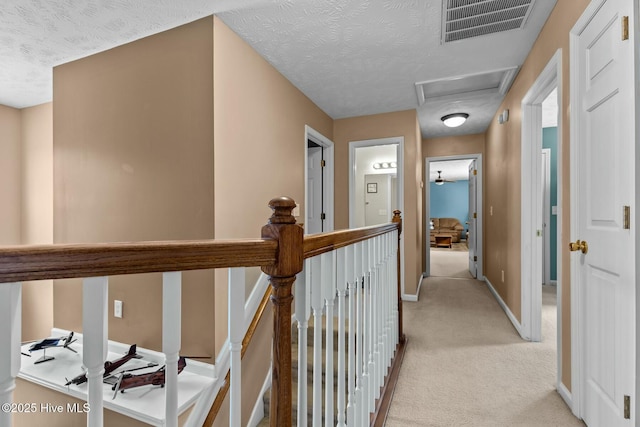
top-left (299, 227), bottom-right (400, 427)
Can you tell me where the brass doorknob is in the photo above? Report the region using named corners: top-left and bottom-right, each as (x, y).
top-left (569, 239), bottom-right (588, 254)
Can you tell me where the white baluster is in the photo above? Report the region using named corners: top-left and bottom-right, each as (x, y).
top-left (361, 239), bottom-right (371, 422)
top-left (392, 230), bottom-right (399, 347)
top-left (310, 256), bottom-right (323, 427)
top-left (163, 272), bottom-right (182, 427)
top-left (377, 235), bottom-right (385, 390)
top-left (335, 247), bottom-right (347, 427)
top-left (389, 232), bottom-right (396, 359)
top-left (83, 276), bottom-right (108, 427)
top-left (345, 245), bottom-right (356, 427)
top-left (0, 282), bottom-right (21, 427)
top-left (228, 268), bottom-right (245, 427)
top-left (354, 241), bottom-right (363, 427)
top-left (295, 261), bottom-right (312, 427)
top-left (322, 251), bottom-right (336, 427)
top-left (384, 233), bottom-right (392, 366)
top-left (367, 239), bottom-right (378, 412)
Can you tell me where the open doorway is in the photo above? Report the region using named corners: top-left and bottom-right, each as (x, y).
top-left (305, 126), bottom-right (334, 234)
top-left (349, 137), bottom-right (405, 297)
top-left (520, 49), bottom-right (565, 402)
top-left (425, 154), bottom-right (483, 280)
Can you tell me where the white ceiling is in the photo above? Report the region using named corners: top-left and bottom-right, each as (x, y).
top-left (0, 0), bottom-right (558, 138)
top-left (429, 159), bottom-right (474, 182)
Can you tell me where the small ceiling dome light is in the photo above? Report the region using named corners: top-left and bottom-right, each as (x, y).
top-left (441, 113), bottom-right (469, 128)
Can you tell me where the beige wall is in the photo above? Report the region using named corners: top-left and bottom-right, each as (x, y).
top-left (211, 17), bottom-right (333, 419)
top-left (20, 103), bottom-right (54, 340)
top-left (422, 133), bottom-right (485, 272)
top-left (52, 17), bottom-right (216, 358)
top-left (333, 110), bottom-right (423, 295)
top-left (483, 0), bottom-right (590, 390)
top-left (212, 15), bottom-right (333, 351)
top-left (0, 105), bottom-right (21, 245)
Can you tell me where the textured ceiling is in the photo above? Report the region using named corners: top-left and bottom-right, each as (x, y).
top-left (0, 0), bottom-right (557, 138)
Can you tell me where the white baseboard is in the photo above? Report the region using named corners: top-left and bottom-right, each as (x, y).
top-left (402, 275), bottom-right (423, 302)
top-left (558, 381), bottom-right (573, 411)
top-left (248, 370), bottom-right (271, 427)
top-left (484, 278), bottom-right (525, 338)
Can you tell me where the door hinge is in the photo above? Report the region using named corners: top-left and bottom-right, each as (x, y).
top-left (622, 16), bottom-right (629, 41)
top-left (320, 159), bottom-right (326, 168)
top-left (624, 395), bottom-right (630, 419)
top-left (474, 256), bottom-right (477, 262)
top-left (473, 212), bottom-right (477, 219)
top-left (320, 213), bottom-right (326, 220)
top-left (473, 169), bottom-right (477, 176)
top-left (623, 206), bottom-right (631, 229)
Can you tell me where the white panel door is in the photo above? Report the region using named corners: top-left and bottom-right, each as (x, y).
top-left (574, 0), bottom-right (635, 425)
top-left (364, 174), bottom-right (390, 226)
top-left (468, 160), bottom-right (477, 278)
top-left (307, 146), bottom-right (323, 234)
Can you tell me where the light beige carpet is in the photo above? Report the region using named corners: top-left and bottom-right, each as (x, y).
top-left (385, 279), bottom-right (583, 427)
top-left (429, 249), bottom-right (473, 279)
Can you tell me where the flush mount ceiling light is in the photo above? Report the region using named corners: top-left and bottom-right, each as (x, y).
top-left (441, 113), bottom-right (469, 128)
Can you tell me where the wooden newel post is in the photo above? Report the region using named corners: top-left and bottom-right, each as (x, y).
top-left (261, 197), bottom-right (303, 427)
top-left (392, 210), bottom-right (405, 344)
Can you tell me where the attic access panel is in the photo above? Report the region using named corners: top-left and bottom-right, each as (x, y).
top-left (414, 66), bottom-right (518, 106)
top-left (442, 0), bottom-right (536, 43)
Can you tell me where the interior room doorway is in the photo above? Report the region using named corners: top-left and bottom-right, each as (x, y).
top-left (349, 137), bottom-right (405, 296)
top-left (520, 49), bottom-right (564, 402)
top-left (304, 126), bottom-right (334, 234)
top-left (425, 154), bottom-right (483, 280)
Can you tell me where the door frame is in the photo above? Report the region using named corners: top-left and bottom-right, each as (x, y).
top-left (570, 0), bottom-right (639, 419)
top-left (349, 137), bottom-right (405, 298)
top-left (425, 153), bottom-right (483, 280)
top-left (520, 48), bottom-right (564, 400)
top-left (304, 125), bottom-right (334, 233)
top-left (541, 148), bottom-right (551, 286)
top-left (519, 49), bottom-right (562, 346)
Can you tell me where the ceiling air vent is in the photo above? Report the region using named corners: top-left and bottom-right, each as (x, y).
top-left (442, 0), bottom-right (536, 43)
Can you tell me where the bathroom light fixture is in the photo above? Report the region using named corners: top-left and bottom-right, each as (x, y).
top-left (373, 161), bottom-right (397, 170)
top-left (441, 113), bottom-right (469, 128)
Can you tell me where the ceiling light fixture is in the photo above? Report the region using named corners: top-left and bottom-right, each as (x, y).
top-left (441, 113), bottom-right (469, 128)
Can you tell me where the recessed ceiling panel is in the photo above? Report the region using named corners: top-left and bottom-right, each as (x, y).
top-left (415, 66), bottom-right (518, 105)
top-left (442, 0), bottom-right (536, 43)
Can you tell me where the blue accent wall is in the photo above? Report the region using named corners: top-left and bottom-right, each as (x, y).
top-left (430, 180), bottom-right (469, 232)
top-left (543, 127), bottom-right (558, 281)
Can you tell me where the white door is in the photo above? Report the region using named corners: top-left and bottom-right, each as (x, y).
top-left (573, 0), bottom-right (635, 425)
top-left (307, 145), bottom-right (324, 234)
top-left (468, 160), bottom-right (477, 278)
top-left (364, 174), bottom-right (390, 226)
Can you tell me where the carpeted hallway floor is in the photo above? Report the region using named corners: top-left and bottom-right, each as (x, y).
top-left (385, 277), bottom-right (584, 426)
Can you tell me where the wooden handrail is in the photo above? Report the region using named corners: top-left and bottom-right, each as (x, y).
top-left (0, 196), bottom-right (403, 427)
top-left (0, 239), bottom-right (277, 283)
top-left (302, 223), bottom-right (399, 259)
top-left (203, 285), bottom-right (272, 426)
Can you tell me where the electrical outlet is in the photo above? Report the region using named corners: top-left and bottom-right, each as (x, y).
top-left (114, 300), bottom-right (123, 318)
top-left (501, 270), bottom-right (505, 282)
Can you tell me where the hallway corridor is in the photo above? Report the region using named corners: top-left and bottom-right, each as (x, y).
top-left (385, 277), bottom-right (584, 426)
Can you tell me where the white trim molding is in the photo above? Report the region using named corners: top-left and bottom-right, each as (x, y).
top-left (485, 278), bottom-right (525, 338)
top-left (402, 275), bottom-right (423, 302)
top-left (248, 370), bottom-right (272, 427)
